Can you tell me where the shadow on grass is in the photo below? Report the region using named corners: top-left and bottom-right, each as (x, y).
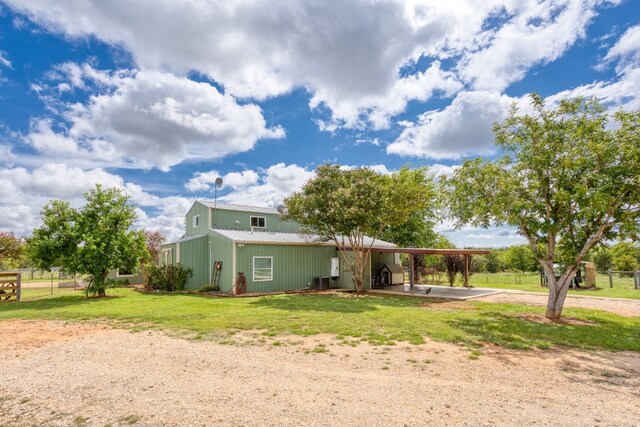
top-left (248, 293), bottom-right (454, 313)
top-left (448, 311), bottom-right (640, 351)
top-left (0, 294), bottom-right (124, 312)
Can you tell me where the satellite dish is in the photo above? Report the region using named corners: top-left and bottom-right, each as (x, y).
top-left (276, 205), bottom-right (287, 215)
top-left (214, 177), bottom-right (223, 187)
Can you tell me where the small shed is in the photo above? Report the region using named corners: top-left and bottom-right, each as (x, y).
top-left (380, 264), bottom-right (404, 286)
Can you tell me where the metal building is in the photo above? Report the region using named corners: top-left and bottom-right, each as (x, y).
top-left (159, 201), bottom-right (399, 293)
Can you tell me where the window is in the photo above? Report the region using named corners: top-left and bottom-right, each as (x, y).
top-left (250, 216), bottom-right (266, 228)
top-left (162, 248), bottom-right (173, 265)
top-left (116, 268), bottom-right (135, 277)
top-left (192, 215), bottom-right (200, 228)
top-left (253, 256), bottom-right (273, 281)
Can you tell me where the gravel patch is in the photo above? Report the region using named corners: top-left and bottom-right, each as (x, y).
top-left (0, 319), bottom-right (638, 426)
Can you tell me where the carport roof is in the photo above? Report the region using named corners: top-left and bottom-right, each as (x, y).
top-left (370, 248), bottom-right (490, 255)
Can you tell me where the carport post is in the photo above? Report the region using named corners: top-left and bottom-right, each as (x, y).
top-left (409, 254), bottom-right (415, 293)
top-left (463, 254), bottom-right (469, 288)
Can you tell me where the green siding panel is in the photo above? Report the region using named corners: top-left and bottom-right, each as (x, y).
top-left (178, 235), bottom-right (209, 290)
top-left (236, 244), bottom-right (338, 293)
top-left (185, 202), bottom-right (210, 238)
top-left (210, 232), bottom-right (234, 293)
top-left (211, 208), bottom-right (299, 232)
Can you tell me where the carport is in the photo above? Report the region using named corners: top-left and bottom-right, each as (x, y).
top-left (370, 247), bottom-right (492, 297)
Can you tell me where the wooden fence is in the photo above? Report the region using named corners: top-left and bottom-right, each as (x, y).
top-left (607, 270), bottom-right (640, 289)
top-left (0, 272), bottom-right (21, 302)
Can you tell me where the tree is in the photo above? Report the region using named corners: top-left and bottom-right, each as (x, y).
top-left (610, 241), bottom-right (640, 272)
top-left (505, 244), bottom-right (538, 282)
top-left (442, 254), bottom-right (464, 286)
top-left (444, 95), bottom-right (640, 319)
top-left (380, 201), bottom-right (439, 282)
top-left (143, 230), bottom-right (167, 263)
top-left (140, 230), bottom-right (167, 288)
top-left (591, 247), bottom-right (612, 272)
top-left (27, 185), bottom-right (148, 297)
top-left (484, 251), bottom-right (504, 273)
top-left (285, 165), bottom-right (436, 293)
top-left (0, 232), bottom-right (25, 269)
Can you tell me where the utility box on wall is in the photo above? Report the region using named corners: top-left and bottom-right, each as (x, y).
top-left (330, 257), bottom-right (340, 277)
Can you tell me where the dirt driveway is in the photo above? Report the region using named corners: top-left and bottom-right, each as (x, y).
top-left (0, 319), bottom-right (638, 427)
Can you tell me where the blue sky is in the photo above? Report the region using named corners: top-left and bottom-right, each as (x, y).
top-left (0, 0), bottom-right (639, 245)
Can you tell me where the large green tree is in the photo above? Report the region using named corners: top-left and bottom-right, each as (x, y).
top-left (0, 232), bottom-right (25, 269)
top-left (27, 185), bottom-right (148, 297)
top-left (505, 244), bottom-right (538, 279)
top-left (285, 165), bottom-right (436, 293)
top-left (445, 95), bottom-right (640, 319)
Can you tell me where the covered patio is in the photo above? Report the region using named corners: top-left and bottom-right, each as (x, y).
top-left (367, 247), bottom-right (495, 299)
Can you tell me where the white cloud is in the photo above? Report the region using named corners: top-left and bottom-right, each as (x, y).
top-left (387, 91), bottom-right (513, 159)
top-left (428, 163), bottom-right (458, 179)
top-left (312, 61), bottom-right (463, 129)
top-left (458, 0), bottom-right (606, 91)
top-left (24, 65), bottom-right (284, 171)
top-left (0, 163), bottom-right (190, 240)
top-left (547, 66), bottom-right (640, 111)
top-left (604, 24), bottom-right (640, 68)
top-left (219, 163), bottom-right (315, 207)
top-left (8, 0), bottom-right (607, 131)
top-left (0, 51), bottom-right (11, 68)
top-left (185, 170), bottom-right (260, 192)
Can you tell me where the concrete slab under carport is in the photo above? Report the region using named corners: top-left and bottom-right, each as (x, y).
top-left (372, 284), bottom-right (504, 300)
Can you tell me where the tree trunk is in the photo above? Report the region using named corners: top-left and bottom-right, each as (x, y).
top-left (96, 269), bottom-right (109, 298)
top-left (545, 274), bottom-right (572, 319)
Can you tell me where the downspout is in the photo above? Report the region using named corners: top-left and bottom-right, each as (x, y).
top-left (232, 242), bottom-right (237, 294)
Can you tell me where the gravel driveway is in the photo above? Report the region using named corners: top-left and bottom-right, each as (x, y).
top-left (0, 319), bottom-right (638, 426)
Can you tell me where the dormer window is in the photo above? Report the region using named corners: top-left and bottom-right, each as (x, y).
top-left (192, 215), bottom-right (200, 228)
top-left (250, 216), bottom-right (266, 228)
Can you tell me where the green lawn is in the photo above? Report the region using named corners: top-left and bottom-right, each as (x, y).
top-left (1, 288), bottom-right (638, 352)
top-left (461, 272), bottom-right (640, 300)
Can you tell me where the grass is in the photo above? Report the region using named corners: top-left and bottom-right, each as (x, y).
top-left (463, 272), bottom-right (640, 300)
top-left (1, 288), bottom-right (638, 352)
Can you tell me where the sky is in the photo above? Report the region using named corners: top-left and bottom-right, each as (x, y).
top-left (0, 0), bottom-right (638, 247)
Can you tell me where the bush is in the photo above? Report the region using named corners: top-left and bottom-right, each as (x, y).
top-left (147, 264), bottom-right (193, 292)
top-left (199, 284), bottom-right (219, 292)
top-left (106, 278), bottom-right (130, 288)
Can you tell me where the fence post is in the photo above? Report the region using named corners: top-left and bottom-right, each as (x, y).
top-left (16, 273), bottom-right (21, 302)
top-left (608, 270), bottom-right (613, 288)
top-left (635, 269), bottom-right (639, 290)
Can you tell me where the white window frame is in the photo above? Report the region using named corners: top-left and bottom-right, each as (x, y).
top-left (192, 215), bottom-right (200, 228)
top-left (250, 216), bottom-right (266, 228)
top-left (162, 248), bottom-right (173, 265)
top-left (253, 256), bottom-right (273, 282)
top-left (116, 268), bottom-right (135, 278)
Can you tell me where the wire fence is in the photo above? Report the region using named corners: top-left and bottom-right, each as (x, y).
top-left (0, 268), bottom-right (87, 301)
top-left (606, 270), bottom-right (640, 289)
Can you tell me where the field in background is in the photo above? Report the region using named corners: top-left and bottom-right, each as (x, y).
top-left (418, 272), bottom-right (640, 300)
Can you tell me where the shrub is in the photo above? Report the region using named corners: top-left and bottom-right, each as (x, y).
top-left (199, 284), bottom-right (219, 292)
top-left (147, 264), bottom-right (193, 292)
top-left (106, 278), bottom-right (130, 288)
